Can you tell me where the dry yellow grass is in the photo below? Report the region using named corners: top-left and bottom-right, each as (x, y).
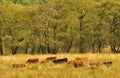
top-left (0, 53), bottom-right (120, 78)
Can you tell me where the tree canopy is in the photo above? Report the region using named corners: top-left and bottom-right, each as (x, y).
top-left (0, 0), bottom-right (120, 55)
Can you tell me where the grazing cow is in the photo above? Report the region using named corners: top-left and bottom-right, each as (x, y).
top-left (68, 60), bottom-right (84, 68)
top-left (89, 62), bottom-right (101, 66)
top-left (89, 61), bottom-right (102, 69)
top-left (13, 64), bottom-right (25, 68)
top-left (46, 56), bottom-right (57, 61)
top-left (73, 60), bottom-right (84, 67)
top-left (26, 58), bottom-right (39, 63)
top-left (53, 58), bottom-right (68, 64)
top-left (103, 61), bottom-right (112, 67)
top-left (75, 57), bottom-right (88, 64)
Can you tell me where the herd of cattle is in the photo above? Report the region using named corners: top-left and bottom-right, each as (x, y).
top-left (12, 56), bottom-right (112, 69)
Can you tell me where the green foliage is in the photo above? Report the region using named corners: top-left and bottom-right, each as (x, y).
top-left (0, 0), bottom-right (120, 54)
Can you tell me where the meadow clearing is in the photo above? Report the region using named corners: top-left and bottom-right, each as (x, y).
top-left (0, 53), bottom-right (120, 78)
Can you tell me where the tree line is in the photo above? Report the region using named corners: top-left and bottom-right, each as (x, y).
top-left (0, 0), bottom-right (120, 55)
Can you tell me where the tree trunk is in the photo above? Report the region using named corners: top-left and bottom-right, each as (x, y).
top-left (98, 41), bottom-right (102, 53)
top-left (37, 43), bottom-right (41, 53)
top-left (92, 27), bottom-right (96, 53)
top-left (79, 18), bottom-right (85, 53)
top-left (0, 40), bottom-right (3, 55)
top-left (79, 37), bottom-right (85, 53)
top-left (37, 43), bottom-right (46, 54)
top-left (110, 38), bottom-right (116, 53)
top-left (47, 43), bottom-right (50, 54)
top-left (0, 29), bottom-right (3, 55)
top-left (116, 44), bottom-right (120, 53)
top-left (78, 7), bottom-right (87, 53)
top-left (52, 22), bottom-right (58, 54)
top-left (109, 15), bottom-right (118, 53)
top-left (25, 42), bottom-right (29, 54)
top-left (31, 45), bottom-right (35, 54)
top-left (67, 34), bottom-right (73, 53)
top-left (92, 43), bottom-right (95, 53)
top-left (11, 46), bottom-right (18, 55)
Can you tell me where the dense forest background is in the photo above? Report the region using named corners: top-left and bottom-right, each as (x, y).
top-left (0, 0), bottom-right (120, 55)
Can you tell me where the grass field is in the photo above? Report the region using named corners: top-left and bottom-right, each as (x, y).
top-left (0, 53), bottom-right (120, 78)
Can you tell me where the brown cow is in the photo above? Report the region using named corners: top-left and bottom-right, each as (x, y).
top-left (89, 61), bottom-right (102, 69)
top-left (13, 64), bottom-right (25, 68)
top-left (26, 58), bottom-right (39, 63)
top-left (89, 61), bottom-right (101, 66)
top-left (68, 60), bottom-right (84, 68)
top-left (46, 56), bottom-right (57, 61)
top-left (40, 56), bottom-right (57, 64)
top-left (74, 56), bottom-right (89, 66)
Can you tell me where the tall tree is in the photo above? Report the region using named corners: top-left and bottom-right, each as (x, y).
top-left (100, 0), bottom-right (120, 53)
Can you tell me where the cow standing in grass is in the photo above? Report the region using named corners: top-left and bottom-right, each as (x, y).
top-left (68, 60), bottom-right (84, 68)
top-left (13, 64), bottom-right (26, 68)
top-left (41, 56), bottom-right (57, 63)
top-left (26, 58), bottom-right (39, 63)
top-left (46, 56), bottom-right (57, 61)
top-left (53, 58), bottom-right (68, 64)
top-left (89, 61), bottom-right (102, 69)
top-left (103, 61), bottom-right (112, 67)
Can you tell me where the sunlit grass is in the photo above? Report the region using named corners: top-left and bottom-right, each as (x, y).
top-left (0, 53), bottom-right (120, 78)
